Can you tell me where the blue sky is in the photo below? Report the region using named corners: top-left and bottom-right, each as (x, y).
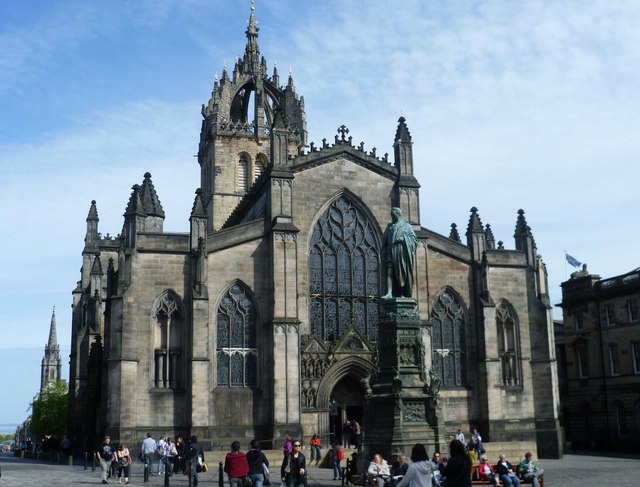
top-left (1, 0), bottom-right (639, 430)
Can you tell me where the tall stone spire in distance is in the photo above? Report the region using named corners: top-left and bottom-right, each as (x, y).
top-left (41, 307), bottom-right (62, 392)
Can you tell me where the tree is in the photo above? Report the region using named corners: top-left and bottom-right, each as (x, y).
top-left (30, 381), bottom-right (68, 437)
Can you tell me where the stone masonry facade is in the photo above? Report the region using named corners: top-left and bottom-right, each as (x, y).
top-left (68, 4), bottom-right (563, 458)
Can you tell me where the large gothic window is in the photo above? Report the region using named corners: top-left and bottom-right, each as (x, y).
top-left (216, 283), bottom-right (258, 387)
top-left (153, 292), bottom-right (183, 389)
top-left (496, 300), bottom-right (522, 387)
top-left (309, 196), bottom-right (381, 342)
top-left (430, 288), bottom-right (466, 387)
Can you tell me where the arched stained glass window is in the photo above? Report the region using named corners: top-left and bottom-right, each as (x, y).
top-left (430, 289), bottom-right (466, 387)
top-left (309, 196), bottom-right (380, 342)
top-left (496, 300), bottom-right (522, 387)
top-left (216, 283), bottom-right (257, 387)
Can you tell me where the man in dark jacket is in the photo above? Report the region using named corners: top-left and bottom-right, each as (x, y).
top-left (494, 454), bottom-right (521, 487)
top-left (187, 436), bottom-right (206, 487)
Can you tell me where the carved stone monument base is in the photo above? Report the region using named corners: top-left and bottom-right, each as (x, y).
top-left (363, 298), bottom-right (441, 460)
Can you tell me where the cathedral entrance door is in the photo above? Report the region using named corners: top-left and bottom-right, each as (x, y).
top-left (330, 376), bottom-right (364, 446)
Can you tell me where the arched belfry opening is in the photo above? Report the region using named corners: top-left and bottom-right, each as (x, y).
top-left (229, 82), bottom-right (279, 128)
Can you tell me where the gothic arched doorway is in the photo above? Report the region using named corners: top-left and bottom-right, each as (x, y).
top-left (330, 375), bottom-right (364, 446)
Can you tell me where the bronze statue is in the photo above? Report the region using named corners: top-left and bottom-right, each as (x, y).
top-left (381, 207), bottom-right (417, 299)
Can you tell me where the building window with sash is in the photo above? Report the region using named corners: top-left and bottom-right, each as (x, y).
top-left (216, 283), bottom-right (258, 387)
top-left (153, 292), bottom-right (183, 389)
top-left (608, 344), bottom-right (620, 376)
top-left (603, 303), bottom-right (616, 326)
top-left (627, 299), bottom-right (639, 322)
top-left (576, 347), bottom-right (588, 378)
top-left (496, 300), bottom-right (522, 387)
top-left (632, 341), bottom-right (640, 374)
top-left (430, 288), bottom-right (467, 388)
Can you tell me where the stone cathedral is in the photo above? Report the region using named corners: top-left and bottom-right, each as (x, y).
top-left (68, 5), bottom-right (562, 458)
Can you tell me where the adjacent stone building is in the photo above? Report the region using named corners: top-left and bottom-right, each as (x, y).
top-left (68, 5), bottom-right (562, 457)
top-left (559, 265), bottom-right (640, 449)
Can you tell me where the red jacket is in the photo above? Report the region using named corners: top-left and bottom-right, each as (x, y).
top-left (224, 451), bottom-right (249, 478)
top-left (477, 462), bottom-right (496, 480)
top-left (310, 437), bottom-right (321, 447)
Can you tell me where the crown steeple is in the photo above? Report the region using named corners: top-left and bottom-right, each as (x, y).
top-left (243, 0), bottom-right (261, 74)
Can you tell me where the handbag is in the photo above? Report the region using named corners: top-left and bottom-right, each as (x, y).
top-left (201, 463), bottom-right (208, 473)
top-left (243, 476), bottom-right (253, 487)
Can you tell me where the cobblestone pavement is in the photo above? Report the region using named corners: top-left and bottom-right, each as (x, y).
top-left (1, 452), bottom-right (639, 486)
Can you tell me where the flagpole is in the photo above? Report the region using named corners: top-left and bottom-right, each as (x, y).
top-left (564, 250), bottom-right (567, 281)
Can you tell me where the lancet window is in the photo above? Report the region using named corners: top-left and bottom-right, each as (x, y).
top-left (496, 300), bottom-right (522, 387)
top-left (216, 283), bottom-right (258, 387)
top-left (237, 154), bottom-right (249, 192)
top-left (430, 288), bottom-right (466, 387)
top-left (153, 292), bottom-right (182, 389)
top-left (309, 196), bottom-right (380, 342)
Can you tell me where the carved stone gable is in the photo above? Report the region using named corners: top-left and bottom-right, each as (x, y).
top-left (334, 325), bottom-right (373, 354)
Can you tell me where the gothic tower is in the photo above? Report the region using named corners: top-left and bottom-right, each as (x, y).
top-left (198, 1), bottom-right (307, 231)
top-left (41, 307), bottom-right (62, 392)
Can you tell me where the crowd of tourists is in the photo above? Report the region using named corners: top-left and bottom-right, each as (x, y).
top-left (93, 426), bottom-right (543, 487)
top-left (96, 433), bottom-right (205, 485)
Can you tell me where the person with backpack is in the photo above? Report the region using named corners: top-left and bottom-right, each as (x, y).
top-left (332, 441), bottom-right (345, 481)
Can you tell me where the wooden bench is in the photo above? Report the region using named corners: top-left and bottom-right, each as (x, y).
top-left (470, 465), bottom-right (544, 487)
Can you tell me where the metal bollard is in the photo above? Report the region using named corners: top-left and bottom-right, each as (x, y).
top-left (144, 458), bottom-right (149, 483)
top-left (84, 451), bottom-right (87, 470)
top-left (165, 465), bottom-right (171, 486)
top-left (92, 453), bottom-right (96, 472)
top-left (218, 461), bottom-right (224, 487)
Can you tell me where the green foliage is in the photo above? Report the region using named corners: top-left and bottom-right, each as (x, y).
top-left (30, 381), bottom-right (68, 437)
top-left (0, 433), bottom-right (13, 441)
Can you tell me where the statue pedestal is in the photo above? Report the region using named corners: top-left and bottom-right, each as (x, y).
top-left (363, 298), bottom-right (441, 460)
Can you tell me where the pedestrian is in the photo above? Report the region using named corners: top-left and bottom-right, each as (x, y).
top-left (95, 435), bottom-right (113, 485)
top-left (281, 439), bottom-right (306, 487)
top-left (332, 440), bottom-right (344, 481)
top-left (116, 442), bottom-right (131, 485)
top-left (443, 440), bottom-right (471, 487)
top-left (187, 435), bottom-right (205, 487)
top-left (309, 434), bottom-right (321, 464)
top-left (225, 440), bottom-right (250, 487)
top-left (140, 432), bottom-right (156, 481)
top-left (247, 439), bottom-right (270, 487)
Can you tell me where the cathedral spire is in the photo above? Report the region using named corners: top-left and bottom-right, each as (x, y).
top-left (243, 0), bottom-right (261, 74)
top-left (47, 307), bottom-right (58, 351)
top-left (41, 307), bottom-right (61, 392)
